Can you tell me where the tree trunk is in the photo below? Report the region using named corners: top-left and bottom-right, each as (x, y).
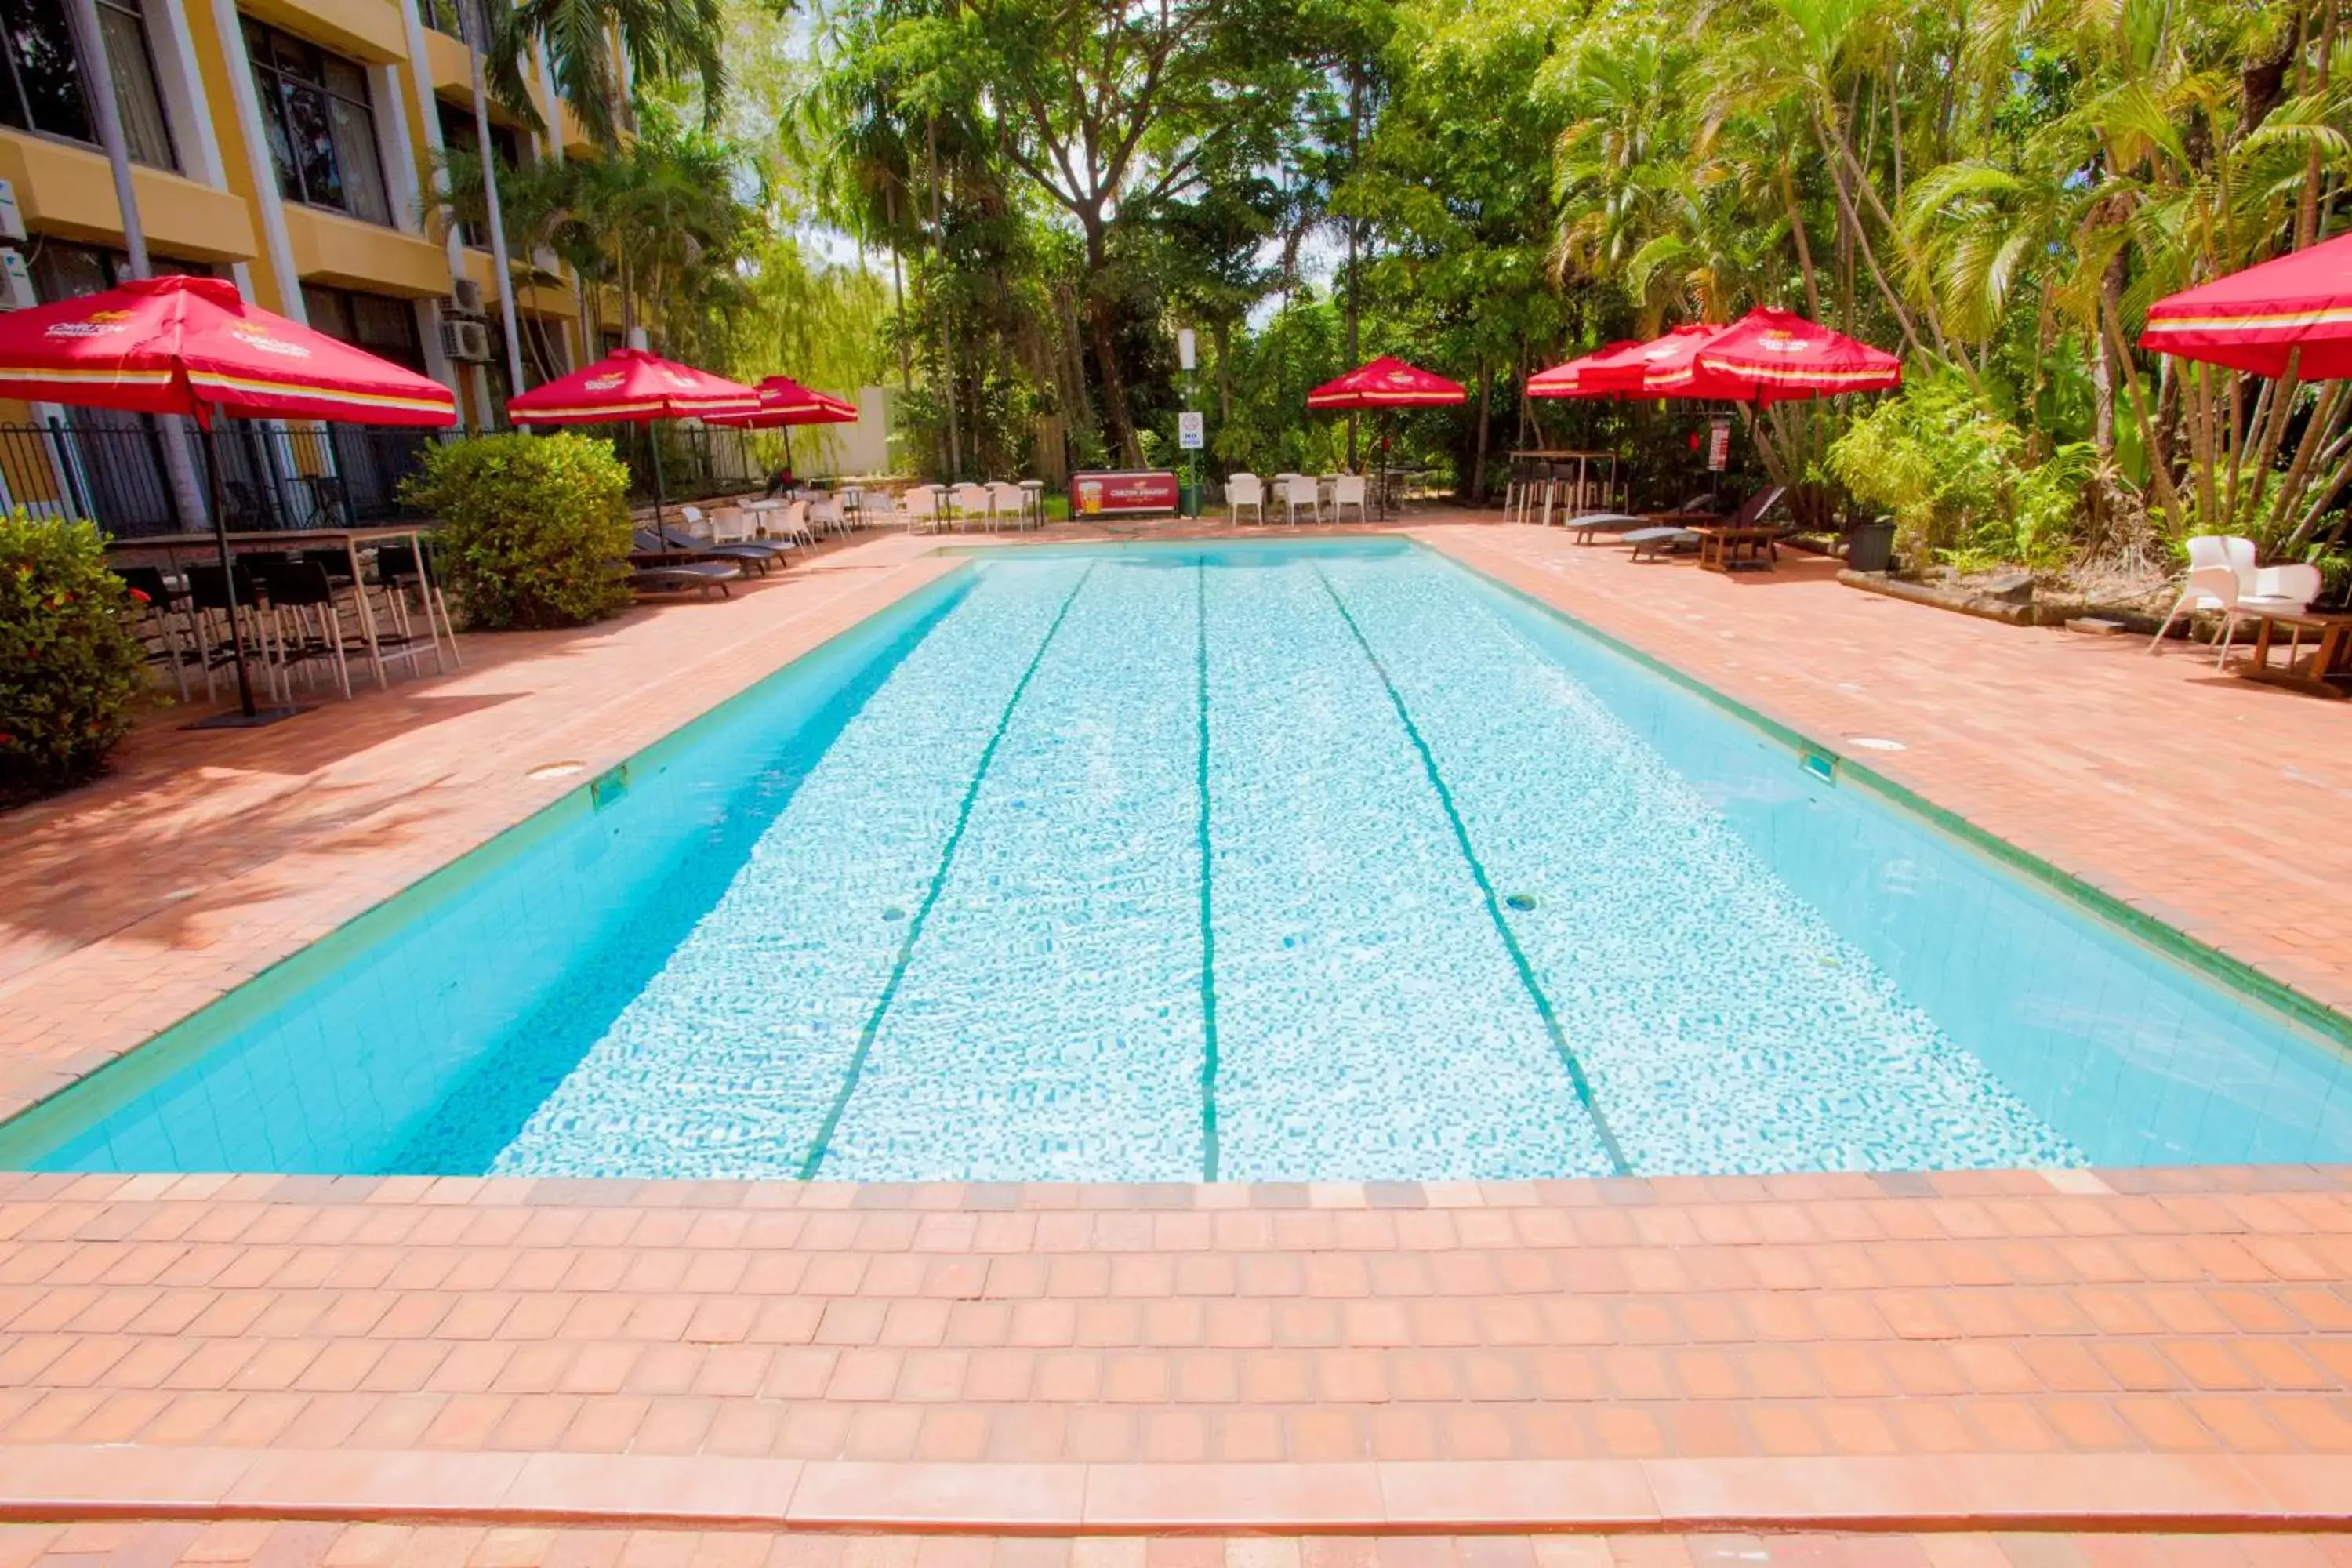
top-left (1213, 316), bottom-right (1233, 424)
top-left (927, 114), bottom-right (961, 482)
top-left (884, 186), bottom-right (913, 397)
top-left (1345, 60), bottom-right (1362, 471)
top-left (1087, 287), bottom-right (1142, 465)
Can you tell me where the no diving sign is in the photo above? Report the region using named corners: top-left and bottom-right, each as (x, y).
top-left (1178, 411), bottom-right (1205, 451)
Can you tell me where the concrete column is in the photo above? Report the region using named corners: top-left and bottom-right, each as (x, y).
top-left (204, 0), bottom-right (306, 322)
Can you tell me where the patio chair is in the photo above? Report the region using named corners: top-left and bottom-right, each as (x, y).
top-left (808, 493), bottom-right (848, 538)
top-left (629, 557), bottom-right (739, 598)
top-left (677, 504), bottom-right (717, 540)
top-left (897, 485), bottom-right (942, 533)
top-left (706, 505), bottom-right (757, 544)
top-left (1281, 474), bottom-right (1321, 526)
top-left (1228, 473), bottom-right (1265, 526)
top-left (114, 564), bottom-right (198, 701)
top-left (183, 562), bottom-right (284, 702)
top-left (637, 527), bottom-right (785, 576)
top-left (251, 558), bottom-right (355, 700)
top-left (1330, 474), bottom-right (1369, 525)
top-left (952, 481), bottom-right (996, 532)
top-left (2149, 535), bottom-right (2324, 667)
top-left (989, 481), bottom-right (1030, 531)
top-left (375, 543), bottom-right (458, 673)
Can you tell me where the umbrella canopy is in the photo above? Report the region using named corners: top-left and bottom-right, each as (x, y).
top-left (1581, 323), bottom-right (1737, 398)
top-left (706, 376), bottom-right (860, 428)
top-left (1306, 356), bottom-right (1466, 410)
top-left (0, 274), bottom-right (458, 426)
top-left (1672, 307), bottom-right (1902, 401)
top-left (506, 347), bottom-right (758, 425)
top-left (1528, 340), bottom-right (1646, 399)
top-left (2140, 230), bottom-right (2352, 379)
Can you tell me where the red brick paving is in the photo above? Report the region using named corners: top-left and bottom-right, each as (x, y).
top-left (2, 514), bottom-right (2350, 1534)
top-left (0, 1170), bottom-right (2346, 1528)
top-left (6, 1526), bottom-right (2352, 1568)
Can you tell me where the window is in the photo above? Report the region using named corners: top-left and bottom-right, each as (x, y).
top-left (301, 283), bottom-right (426, 375)
top-left (27, 238), bottom-right (211, 299)
top-left (0, 0), bottom-right (176, 169)
top-left (435, 98), bottom-right (521, 249)
top-left (243, 18), bottom-right (390, 226)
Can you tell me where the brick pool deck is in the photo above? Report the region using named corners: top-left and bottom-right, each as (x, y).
top-left (0, 516), bottom-right (2347, 1538)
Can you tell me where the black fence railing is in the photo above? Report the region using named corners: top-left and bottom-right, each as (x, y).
top-left (2, 418), bottom-right (456, 538)
top-left (3, 418), bottom-right (770, 538)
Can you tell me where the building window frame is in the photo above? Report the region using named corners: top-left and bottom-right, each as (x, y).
top-left (0, 0), bottom-right (178, 171)
top-left (299, 281), bottom-right (429, 376)
top-left (242, 16), bottom-right (393, 227)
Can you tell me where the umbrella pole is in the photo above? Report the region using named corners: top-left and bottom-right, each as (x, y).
top-left (209, 413), bottom-right (256, 718)
top-left (187, 404), bottom-right (295, 729)
top-left (651, 423), bottom-right (669, 554)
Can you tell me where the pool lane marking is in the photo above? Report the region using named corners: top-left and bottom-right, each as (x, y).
top-left (795, 563), bottom-right (1098, 1180)
top-left (1195, 559), bottom-right (1221, 1181)
top-left (1316, 568), bottom-right (1632, 1178)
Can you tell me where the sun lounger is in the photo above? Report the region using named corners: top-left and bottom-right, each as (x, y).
top-left (635, 528), bottom-right (786, 576)
top-left (1626, 526), bottom-right (1700, 561)
top-left (629, 558), bottom-right (739, 598)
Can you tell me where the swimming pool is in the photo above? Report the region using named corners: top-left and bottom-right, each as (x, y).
top-left (5, 537), bottom-right (2347, 1180)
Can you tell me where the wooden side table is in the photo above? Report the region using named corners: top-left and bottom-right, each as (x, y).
top-left (1693, 524), bottom-right (1779, 573)
top-left (2232, 608), bottom-right (2352, 698)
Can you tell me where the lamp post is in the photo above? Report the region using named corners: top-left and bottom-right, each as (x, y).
top-left (1178, 327), bottom-right (1198, 519)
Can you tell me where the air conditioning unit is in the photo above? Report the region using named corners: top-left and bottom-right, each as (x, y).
top-left (450, 278), bottom-right (485, 314)
top-left (0, 249), bottom-right (34, 311)
top-left (0, 178), bottom-right (24, 244)
top-left (440, 317), bottom-right (492, 362)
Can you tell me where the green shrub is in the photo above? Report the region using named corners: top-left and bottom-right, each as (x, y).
top-left (399, 432), bottom-right (635, 630)
top-left (0, 509), bottom-right (147, 803)
top-left (1826, 372), bottom-right (2084, 569)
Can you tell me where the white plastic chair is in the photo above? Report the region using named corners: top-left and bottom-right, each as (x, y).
top-left (677, 503), bottom-right (713, 539)
top-left (707, 506), bottom-right (753, 544)
top-left (2151, 535), bottom-right (2324, 668)
top-left (808, 495), bottom-right (846, 537)
top-left (1281, 474), bottom-right (1320, 526)
top-left (1228, 473), bottom-right (1265, 526)
top-left (951, 482), bottom-right (994, 532)
top-left (897, 485), bottom-right (941, 533)
top-left (989, 481), bottom-right (1029, 531)
top-left (1330, 474), bottom-right (1368, 525)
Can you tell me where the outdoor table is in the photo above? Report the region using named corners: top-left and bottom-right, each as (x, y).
top-left (107, 523), bottom-right (452, 691)
top-left (2229, 608), bottom-right (2352, 698)
top-left (1693, 523), bottom-right (1777, 573)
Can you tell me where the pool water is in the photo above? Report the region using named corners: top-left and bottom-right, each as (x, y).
top-left (7, 539), bottom-right (2349, 1180)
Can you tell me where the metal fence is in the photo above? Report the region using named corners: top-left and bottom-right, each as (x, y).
top-left (1, 418), bottom-right (454, 537)
top-left (1, 417), bottom-right (769, 537)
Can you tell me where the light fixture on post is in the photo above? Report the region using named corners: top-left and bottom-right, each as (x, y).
top-left (1178, 328), bottom-right (1199, 520)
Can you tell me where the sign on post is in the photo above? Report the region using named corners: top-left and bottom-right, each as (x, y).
top-left (1707, 416), bottom-right (1732, 473)
top-left (1178, 411), bottom-right (1205, 451)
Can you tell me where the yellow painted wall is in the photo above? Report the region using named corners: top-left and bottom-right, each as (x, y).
top-left (0, 133), bottom-right (257, 263)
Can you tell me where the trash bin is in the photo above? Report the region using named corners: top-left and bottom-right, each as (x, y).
top-left (1179, 478), bottom-right (1202, 518)
top-left (1846, 517), bottom-right (1896, 573)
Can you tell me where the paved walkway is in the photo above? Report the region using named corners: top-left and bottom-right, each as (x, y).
top-left (5, 1524), bottom-right (2350, 1568)
top-left (0, 1168), bottom-right (2346, 1530)
top-left (1, 514), bottom-right (2349, 1536)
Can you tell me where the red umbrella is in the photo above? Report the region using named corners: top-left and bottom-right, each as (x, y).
top-left (2140, 230), bottom-right (2352, 379)
top-left (506, 346), bottom-right (758, 424)
top-left (0, 274), bottom-right (457, 725)
top-left (507, 347), bottom-right (758, 554)
top-left (1305, 355), bottom-right (1466, 409)
top-left (1675, 307), bottom-right (1902, 401)
top-left (1528, 340), bottom-right (1645, 399)
top-left (0, 274), bottom-right (457, 426)
top-left (705, 376), bottom-right (858, 477)
top-left (706, 375), bottom-right (859, 427)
